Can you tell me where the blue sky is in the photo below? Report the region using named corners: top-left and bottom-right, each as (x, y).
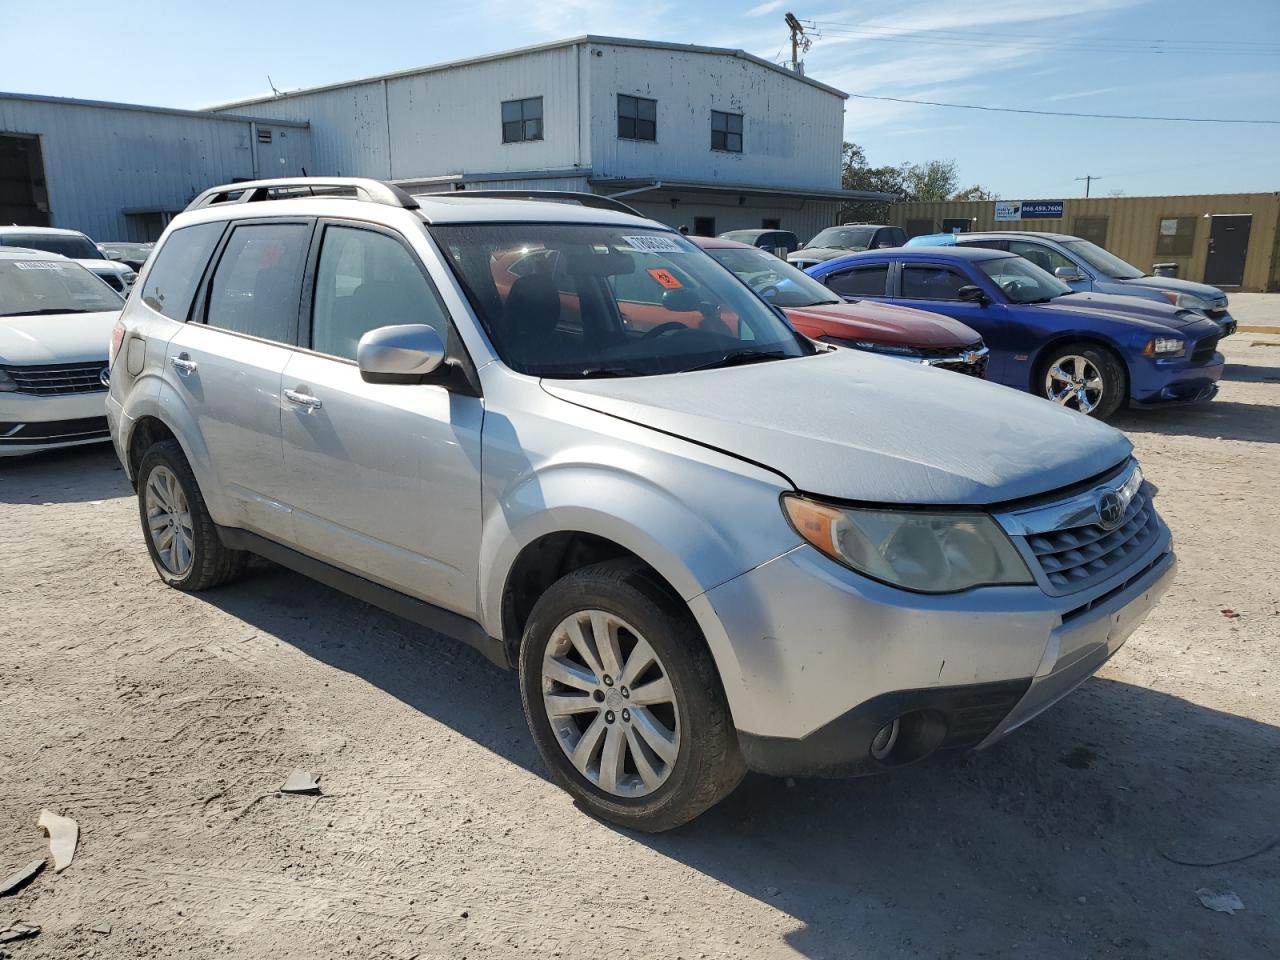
top-left (2, 0), bottom-right (1277, 198)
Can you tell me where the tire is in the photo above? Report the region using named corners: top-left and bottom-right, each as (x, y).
top-left (518, 560), bottom-right (745, 832)
top-left (1038, 341), bottom-right (1126, 419)
top-left (136, 440), bottom-right (248, 591)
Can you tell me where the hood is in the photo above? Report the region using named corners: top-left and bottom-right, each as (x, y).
top-left (787, 248), bottom-right (851, 265)
top-left (0, 311), bottom-right (119, 364)
top-left (785, 302), bottom-right (980, 349)
top-left (1113, 274), bottom-right (1227, 306)
top-left (1047, 292), bottom-right (1212, 331)
top-left (542, 349), bottom-right (1131, 506)
top-left (75, 258), bottom-right (131, 279)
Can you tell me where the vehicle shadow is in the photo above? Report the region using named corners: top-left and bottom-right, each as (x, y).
top-left (1112, 400), bottom-right (1280, 444)
top-left (0, 444), bottom-right (131, 504)
top-left (205, 565), bottom-right (1280, 960)
top-left (1222, 362), bottom-right (1280, 384)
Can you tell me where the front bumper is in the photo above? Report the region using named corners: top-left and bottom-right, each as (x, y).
top-left (1129, 352), bottom-right (1224, 407)
top-left (1207, 310), bottom-right (1235, 337)
top-left (0, 390), bottom-right (110, 457)
top-left (692, 523), bottom-right (1175, 778)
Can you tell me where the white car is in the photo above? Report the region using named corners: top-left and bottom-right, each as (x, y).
top-left (0, 226), bottom-right (136, 294)
top-left (1, 248), bottom-right (123, 457)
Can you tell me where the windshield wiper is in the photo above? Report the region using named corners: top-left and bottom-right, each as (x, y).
top-left (3, 308), bottom-right (92, 317)
top-left (569, 365), bottom-right (650, 379)
top-left (679, 349), bottom-right (794, 373)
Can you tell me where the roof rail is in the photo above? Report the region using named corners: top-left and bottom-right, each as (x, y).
top-left (186, 177), bottom-right (420, 212)
top-left (421, 189), bottom-right (642, 217)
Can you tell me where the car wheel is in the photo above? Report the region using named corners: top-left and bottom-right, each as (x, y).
top-left (136, 439), bottom-right (247, 591)
top-left (1040, 343), bottom-right (1126, 419)
top-left (518, 560), bottom-right (745, 832)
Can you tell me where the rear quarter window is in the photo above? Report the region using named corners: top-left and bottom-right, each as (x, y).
top-left (141, 222), bottom-right (225, 321)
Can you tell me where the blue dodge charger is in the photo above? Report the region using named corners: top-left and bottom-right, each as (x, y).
top-left (806, 247), bottom-right (1224, 419)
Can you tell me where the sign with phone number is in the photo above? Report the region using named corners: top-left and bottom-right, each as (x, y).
top-left (994, 200), bottom-right (1064, 221)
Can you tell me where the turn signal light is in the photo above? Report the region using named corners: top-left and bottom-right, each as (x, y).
top-left (108, 319), bottom-right (126, 366)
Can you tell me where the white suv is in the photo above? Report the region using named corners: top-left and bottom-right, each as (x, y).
top-left (0, 226), bottom-right (136, 293)
top-left (106, 178), bottom-right (1175, 830)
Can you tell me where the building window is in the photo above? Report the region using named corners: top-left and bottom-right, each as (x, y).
top-left (1073, 216), bottom-right (1108, 247)
top-left (501, 97), bottom-right (543, 144)
top-left (617, 95), bottom-right (656, 141)
top-left (694, 217), bottom-right (716, 237)
top-left (711, 111), bottom-right (743, 152)
top-left (1156, 216), bottom-right (1196, 257)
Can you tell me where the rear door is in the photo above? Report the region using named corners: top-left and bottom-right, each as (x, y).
top-left (166, 218), bottom-right (311, 539)
top-left (279, 219), bottom-right (483, 612)
top-left (821, 261), bottom-right (892, 300)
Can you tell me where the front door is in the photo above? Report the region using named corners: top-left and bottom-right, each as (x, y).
top-left (891, 261), bottom-right (1014, 383)
top-left (280, 220), bottom-right (483, 615)
top-left (1204, 215), bottom-right (1251, 287)
top-left (167, 219), bottom-right (312, 540)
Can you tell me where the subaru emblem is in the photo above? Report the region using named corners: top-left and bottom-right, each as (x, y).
top-left (1097, 491), bottom-right (1123, 530)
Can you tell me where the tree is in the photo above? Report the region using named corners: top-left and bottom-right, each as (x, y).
top-left (903, 159), bottom-right (960, 202)
top-left (952, 184), bottom-right (997, 202)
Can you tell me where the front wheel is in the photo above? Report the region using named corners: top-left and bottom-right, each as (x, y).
top-left (518, 561), bottom-right (745, 832)
top-left (1039, 343), bottom-right (1126, 419)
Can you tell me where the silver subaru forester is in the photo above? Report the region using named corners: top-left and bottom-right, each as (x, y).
top-left (106, 178), bottom-right (1176, 831)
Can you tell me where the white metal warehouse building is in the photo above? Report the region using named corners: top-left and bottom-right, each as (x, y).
top-left (3, 35), bottom-right (878, 242)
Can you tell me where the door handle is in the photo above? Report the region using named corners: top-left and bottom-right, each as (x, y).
top-left (284, 388), bottom-right (323, 412)
top-left (170, 356), bottom-right (197, 376)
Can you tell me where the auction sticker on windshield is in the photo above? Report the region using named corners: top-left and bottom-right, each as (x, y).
top-left (621, 235), bottom-right (685, 254)
top-left (14, 261), bottom-right (62, 270)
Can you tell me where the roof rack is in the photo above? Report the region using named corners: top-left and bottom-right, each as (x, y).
top-left (422, 189), bottom-right (642, 217)
top-left (186, 177), bottom-right (420, 212)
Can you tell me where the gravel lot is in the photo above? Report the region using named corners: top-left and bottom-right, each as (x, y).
top-left (2, 331), bottom-right (1277, 960)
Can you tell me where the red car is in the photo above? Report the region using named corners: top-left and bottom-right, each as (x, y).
top-left (691, 235), bottom-right (989, 377)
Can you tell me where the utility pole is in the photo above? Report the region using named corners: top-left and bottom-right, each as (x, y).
top-left (784, 12), bottom-right (811, 73)
top-left (1074, 174), bottom-right (1101, 198)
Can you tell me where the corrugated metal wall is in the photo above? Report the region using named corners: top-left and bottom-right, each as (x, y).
top-left (0, 96), bottom-right (310, 240)
top-left (588, 41), bottom-right (844, 190)
top-left (626, 195), bottom-right (837, 241)
top-left (890, 193), bottom-right (1280, 291)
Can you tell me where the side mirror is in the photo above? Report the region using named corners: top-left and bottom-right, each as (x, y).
top-left (661, 287), bottom-right (700, 313)
top-left (1054, 266), bottom-right (1085, 282)
top-left (357, 324), bottom-right (446, 384)
top-left (957, 285), bottom-right (988, 304)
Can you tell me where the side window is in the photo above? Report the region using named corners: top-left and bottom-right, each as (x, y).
top-left (205, 222), bottom-right (309, 343)
top-left (1007, 240), bottom-right (1074, 275)
top-left (901, 265), bottom-right (970, 300)
top-left (875, 227), bottom-right (907, 248)
top-left (827, 264), bottom-right (889, 298)
top-left (141, 221), bottom-right (224, 321)
top-left (311, 225), bottom-right (451, 361)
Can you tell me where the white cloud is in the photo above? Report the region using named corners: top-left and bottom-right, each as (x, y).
top-left (745, 0), bottom-right (786, 16)
top-left (1045, 87), bottom-right (1122, 102)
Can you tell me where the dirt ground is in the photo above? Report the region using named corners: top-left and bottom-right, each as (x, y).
top-left (2, 333), bottom-right (1277, 960)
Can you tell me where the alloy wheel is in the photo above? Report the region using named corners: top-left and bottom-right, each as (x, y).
top-left (541, 609), bottom-right (681, 798)
top-left (1045, 355), bottom-right (1104, 414)
top-left (144, 465), bottom-right (195, 577)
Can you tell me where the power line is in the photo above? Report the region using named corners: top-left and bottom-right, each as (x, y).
top-left (809, 20), bottom-right (1280, 47)
top-left (846, 92), bottom-right (1280, 124)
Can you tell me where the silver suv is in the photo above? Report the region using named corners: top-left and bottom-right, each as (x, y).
top-left (107, 178), bottom-right (1176, 831)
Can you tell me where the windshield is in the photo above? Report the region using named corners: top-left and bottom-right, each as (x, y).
top-left (805, 227), bottom-right (875, 251)
top-left (431, 224), bottom-right (810, 378)
top-left (705, 246), bottom-right (840, 308)
top-left (978, 255), bottom-right (1073, 304)
top-left (0, 233), bottom-right (101, 260)
top-left (1061, 239), bottom-right (1144, 280)
top-left (0, 258), bottom-right (123, 316)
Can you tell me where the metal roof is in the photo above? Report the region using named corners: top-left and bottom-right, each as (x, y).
top-left (210, 35), bottom-right (848, 111)
top-left (0, 90), bottom-right (309, 127)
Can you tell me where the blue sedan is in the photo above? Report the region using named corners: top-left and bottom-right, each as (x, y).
top-left (806, 248), bottom-right (1224, 418)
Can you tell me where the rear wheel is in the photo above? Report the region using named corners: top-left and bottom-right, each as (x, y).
top-left (1039, 343), bottom-right (1126, 419)
top-left (136, 440), bottom-right (247, 590)
top-left (519, 560), bottom-right (745, 831)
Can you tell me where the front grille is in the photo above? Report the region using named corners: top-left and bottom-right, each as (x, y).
top-left (1, 360), bottom-right (109, 395)
top-left (1190, 334), bottom-right (1220, 364)
top-left (1024, 489), bottom-right (1160, 594)
top-left (0, 416), bottom-right (109, 444)
top-left (939, 683), bottom-right (1029, 749)
top-left (921, 341), bottom-right (988, 379)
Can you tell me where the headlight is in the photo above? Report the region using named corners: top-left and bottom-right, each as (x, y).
top-left (782, 495), bottom-right (1033, 593)
top-left (1143, 337), bottom-right (1185, 357)
top-left (825, 337), bottom-right (921, 358)
top-left (0, 367), bottom-right (15, 393)
top-left (1162, 291), bottom-right (1214, 313)
top-left (123, 270), bottom-right (138, 285)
